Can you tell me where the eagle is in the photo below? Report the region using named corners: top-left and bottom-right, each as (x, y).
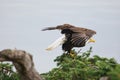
top-left (42, 24), bottom-right (96, 53)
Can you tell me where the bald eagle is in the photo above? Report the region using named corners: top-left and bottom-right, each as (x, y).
top-left (42, 24), bottom-right (96, 53)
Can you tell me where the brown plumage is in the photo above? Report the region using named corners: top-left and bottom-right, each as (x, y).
top-left (42, 24), bottom-right (96, 53)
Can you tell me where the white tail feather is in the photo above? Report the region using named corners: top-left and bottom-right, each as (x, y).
top-left (46, 35), bottom-right (66, 51)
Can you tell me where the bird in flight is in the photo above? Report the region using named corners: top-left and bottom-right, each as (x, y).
top-left (42, 24), bottom-right (96, 54)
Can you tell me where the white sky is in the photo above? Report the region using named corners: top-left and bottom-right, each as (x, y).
top-left (0, 0), bottom-right (120, 73)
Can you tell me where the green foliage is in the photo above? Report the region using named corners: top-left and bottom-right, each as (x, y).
top-left (41, 47), bottom-right (120, 80)
top-left (0, 62), bottom-right (20, 80)
top-left (108, 64), bottom-right (120, 80)
top-left (0, 47), bottom-right (120, 80)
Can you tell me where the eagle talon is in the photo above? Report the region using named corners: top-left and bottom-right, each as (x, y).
top-left (69, 50), bottom-right (77, 58)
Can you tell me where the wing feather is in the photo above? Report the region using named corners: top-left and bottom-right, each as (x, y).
top-left (71, 33), bottom-right (90, 47)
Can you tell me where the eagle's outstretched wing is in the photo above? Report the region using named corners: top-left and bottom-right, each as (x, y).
top-left (42, 24), bottom-right (96, 52)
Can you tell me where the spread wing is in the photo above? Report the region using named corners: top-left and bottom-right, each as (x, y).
top-left (69, 27), bottom-right (96, 37)
top-left (62, 27), bottom-right (96, 47)
top-left (69, 33), bottom-right (89, 47)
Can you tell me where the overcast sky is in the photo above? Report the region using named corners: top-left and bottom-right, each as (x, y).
top-left (0, 0), bottom-right (120, 73)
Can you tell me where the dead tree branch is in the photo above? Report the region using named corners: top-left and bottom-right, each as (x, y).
top-left (0, 49), bottom-right (42, 80)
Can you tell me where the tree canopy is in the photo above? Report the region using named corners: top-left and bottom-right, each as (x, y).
top-left (0, 47), bottom-right (120, 80)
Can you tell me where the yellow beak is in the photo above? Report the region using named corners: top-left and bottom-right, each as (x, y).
top-left (88, 38), bottom-right (96, 43)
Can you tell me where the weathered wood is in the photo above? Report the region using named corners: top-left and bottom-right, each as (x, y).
top-left (99, 76), bottom-right (110, 80)
top-left (0, 49), bottom-right (42, 80)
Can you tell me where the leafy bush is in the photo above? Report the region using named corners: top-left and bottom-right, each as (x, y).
top-left (108, 64), bottom-right (120, 80)
top-left (41, 47), bottom-right (119, 80)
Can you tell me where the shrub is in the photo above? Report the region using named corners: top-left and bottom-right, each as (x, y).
top-left (41, 47), bottom-right (119, 80)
